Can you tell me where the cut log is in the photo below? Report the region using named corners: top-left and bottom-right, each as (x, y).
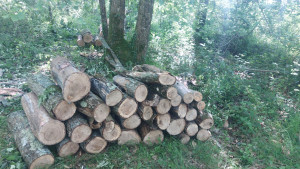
top-left (138, 123), bottom-right (164, 145)
top-left (90, 78), bottom-right (123, 106)
top-left (111, 94), bottom-right (138, 118)
top-left (77, 35), bottom-right (85, 47)
top-left (27, 73), bottom-right (76, 121)
top-left (196, 129), bottom-right (211, 141)
top-left (171, 103), bottom-right (187, 118)
top-left (166, 118), bottom-right (186, 136)
top-left (120, 114), bottom-right (141, 129)
top-left (113, 75), bottom-right (148, 102)
top-left (173, 81), bottom-right (194, 104)
top-left (77, 92), bottom-right (110, 123)
top-left (81, 30), bottom-right (93, 43)
top-left (7, 111), bottom-right (55, 169)
top-left (185, 122), bottom-right (199, 136)
top-left (151, 85), bottom-right (178, 100)
top-left (154, 98), bottom-right (171, 114)
top-left (185, 107), bottom-right (197, 121)
top-left (177, 133), bottom-right (190, 144)
top-left (118, 130), bottom-right (141, 145)
top-left (127, 72), bottom-right (176, 86)
top-left (94, 35), bottom-right (102, 47)
top-left (137, 103), bottom-right (153, 121)
top-left (51, 57), bottom-right (90, 102)
top-left (136, 64), bottom-right (167, 73)
top-left (56, 137), bottom-right (79, 157)
top-left (196, 113), bottom-right (214, 129)
top-left (21, 92), bottom-right (66, 145)
top-left (192, 90), bottom-right (203, 102)
top-left (191, 101), bottom-right (206, 111)
top-left (170, 94), bottom-right (182, 107)
top-left (80, 131), bottom-right (107, 154)
top-left (142, 93), bottom-right (160, 106)
top-left (66, 114), bottom-right (92, 143)
top-left (88, 117), bottom-right (102, 129)
top-left (100, 115), bottom-right (122, 142)
top-left (155, 113), bottom-right (171, 130)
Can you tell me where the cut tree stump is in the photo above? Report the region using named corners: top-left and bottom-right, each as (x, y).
top-left (56, 137), bottom-right (79, 157)
top-left (100, 115), bottom-right (122, 142)
top-left (196, 129), bottom-right (211, 141)
top-left (90, 78), bottom-right (123, 106)
top-left (137, 103), bottom-right (153, 121)
top-left (111, 94), bottom-right (138, 119)
top-left (66, 114), bottom-right (92, 143)
top-left (170, 94), bottom-right (182, 107)
top-left (166, 118), bottom-right (186, 136)
top-left (196, 113), bottom-right (214, 129)
top-left (113, 75), bottom-right (148, 102)
top-left (77, 35), bottom-right (85, 47)
top-left (173, 81), bottom-right (194, 104)
top-left (185, 122), bottom-right (199, 136)
top-left (80, 131), bottom-right (107, 154)
top-left (51, 57), bottom-right (90, 102)
top-left (138, 123), bottom-right (164, 145)
top-left (120, 114), bottom-right (141, 129)
top-left (177, 133), bottom-right (190, 144)
top-left (7, 111), bottom-right (55, 169)
top-left (81, 30), bottom-right (93, 43)
top-left (127, 72), bottom-right (176, 86)
top-left (21, 92), bottom-right (66, 145)
top-left (94, 35), bottom-right (102, 47)
top-left (77, 92), bottom-right (110, 123)
top-left (155, 113), bottom-right (171, 130)
top-left (27, 73), bottom-right (76, 121)
top-left (185, 107), bottom-right (197, 121)
top-left (171, 103), bottom-right (187, 118)
top-left (118, 130), bottom-right (141, 145)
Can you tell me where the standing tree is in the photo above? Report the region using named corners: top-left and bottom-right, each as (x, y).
top-left (99, 0), bottom-right (109, 40)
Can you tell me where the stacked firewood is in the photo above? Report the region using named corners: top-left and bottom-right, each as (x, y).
top-left (8, 57), bottom-right (213, 168)
top-left (77, 30), bottom-right (102, 47)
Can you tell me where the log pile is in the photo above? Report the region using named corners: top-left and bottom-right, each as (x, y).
top-left (9, 55), bottom-right (214, 168)
top-left (77, 30), bottom-right (102, 47)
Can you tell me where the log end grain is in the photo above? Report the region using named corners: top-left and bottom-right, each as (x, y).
top-left (139, 105), bottom-right (153, 121)
top-left (178, 133), bottom-right (190, 144)
top-left (158, 73), bottom-right (176, 85)
top-left (122, 114), bottom-right (141, 129)
top-left (53, 100), bottom-right (76, 121)
top-left (118, 130), bottom-right (141, 145)
top-left (143, 130), bottom-right (164, 145)
top-left (193, 91), bottom-right (203, 102)
top-left (156, 113), bottom-right (171, 130)
top-left (94, 103), bottom-right (110, 123)
top-left (102, 123), bottom-right (122, 142)
top-left (135, 84), bottom-right (148, 102)
top-left (118, 98), bottom-right (138, 118)
top-left (197, 101), bottom-right (206, 111)
top-left (58, 140), bottom-right (79, 157)
top-left (185, 108), bottom-right (197, 121)
top-left (196, 129), bottom-right (211, 141)
top-left (166, 119), bottom-right (186, 136)
top-left (39, 120), bottom-right (66, 145)
top-left (106, 89), bottom-right (123, 106)
top-left (167, 86), bottom-right (178, 100)
top-left (71, 125), bottom-right (92, 143)
top-left (30, 155), bottom-right (55, 169)
top-left (171, 94), bottom-right (182, 107)
top-left (186, 122), bottom-right (199, 136)
top-left (183, 93), bottom-right (194, 104)
top-left (176, 103), bottom-right (188, 118)
top-left (156, 99), bottom-right (171, 114)
top-left (84, 137), bottom-right (107, 153)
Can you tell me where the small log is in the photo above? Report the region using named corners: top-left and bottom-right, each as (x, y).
top-left (94, 35), bottom-right (102, 47)
top-left (137, 103), bottom-right (153, 121)
top-left (80, 131), bottom-right (107, 154)
top-left (27, 73), bottom-right (76, 121)
top-left (21, 92), bottom-right (66, 145)
top-left (90, 78), bottom-right (123, 106)
top-left (166, 118), bottom-right (186, 136)
top-left (154, 98), bottom-right (171, 115)
top-left (81, 30), bottom-right (93, 43)
top-left (56, 137), bottom-right (79, 157)
top-left (151, 85), bottom-right (178, 100)
top-left (196, 113), bottom-right (214, 129)
top-left (138, 123), bottom-right (164, 145)
top-left (7, 111), bottom-right (55, 169)
top-left (113, 75), bottom-right (148, 102)
top-left (51, 57), bottom-right (90, 102)
top-left (173, 81), bottom-right (194, 104)
top-left (100, 115), bottom-right (122, 142)
top-left (118, 130), bottom-right (141, 145)
top-left (77, 92), bottom-right (110, 123)
top-left (171, 103), bottom-right (187, 118)
top-left (192, 90), bottom-right (203, 102)
top-left (190, 101), bottom-right (206, 111)
top-left (155, 113), bottom-right (171, 130)
top-left (66, 114), bottom-right (92, 143)
top-left (196, 129), bottom-right (211, 141)
top-left (135, 64), bottom-right (167, 73)
top-left (120, 114), bottom-right (141, 129)
top-left (127, 71), bottom-right (176, 86)
top-left (170, 94), bottom-right (182, 107)
top-left (185, 122), bottom-right (199, 136)
top-left (77, 35), bottom-right (85, 47)
top-left (88, 117), bottom-right (102, 129)
top-left (185, 107), bottom-right (197, 121)
top-left (177, 133), bottom-right (190, 144)
top-left (111, 94), bottom-right (138, 118)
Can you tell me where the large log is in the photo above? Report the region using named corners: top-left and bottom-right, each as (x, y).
top-left (196, 129), bottom-right (211, 141)
top-left (77, 35), bottom-right (85, 47)
top-left (151, 85), bottom-right (178, 100)
top-left (80, 131), bottom-right (107, 154)
top-left (196, 113), bottom-right (214, 129)
top-left (120, 114), bottom-right (141, 129)
top-left (155, 113), bottom-right (171, 130)
top-left (7, 111), bottom-right (55, 169)
top-left (185, 107), bottom-right (197, 121)
top-left (170, 94), bottom-right (182, 107)
top-left (118, 130), bottom-right (141, 145)
top-left (90, 78), bottom-right (123, 106)
top-left (137, 103), bottom-right (153, 121)
top-left (81, 30), bottom-right (93, 43)
top-left (21, 92), bottom-right (65, 145)
top-left (177, 133), bottom-right (190, 144)
top-left (77, 92), bottom-right (110, 123)
top-left (171, 103), bottom-right (187, 118)
top-left (113, 75), bottom-right (148, 102)
top-left (51, 57), bottom-right (90, 102)
top-left (27, 73), bottom-right (76, 121)
top-left (66, 114), bottom-right (92, 143)
top-left (138, 123), bottom-right (164, 145)
top-left (111, 94), bottom-right (138, 118)
top-left (185, 122), bottom-right (199, 136)
top-left (127, 71), bottom-right (176, 86)
top-left (166, 118), bottom-right (186, 136)
top-left (100, 115), bottom-right (122, 142)
top-left (56, 137), bottom-right (79, 157)
top-left (173, 81), bottom-right (194, 104)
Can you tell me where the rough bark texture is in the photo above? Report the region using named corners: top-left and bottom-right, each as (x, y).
top-left (27, 73), bottom-right (76, 121)
top-left (51, 57), bottom-right (90, 102)
top-left (111, 94), bottom-right (138, 118)
top-left (100, 115), bottom-right (122, 142)
top-left (99, 0), bottom-right (108, 40)
top-left (185, 107), bottom-right (197, 121)
top-left (171, 103), bottom-right (187, 118)
top-left (138, 123), bottom-right (164, 145)
top-left (177, 133), bottom-right (190, 144)
top-left (196, 129), bottom-right (211, 141)
top-left (66, 114), bottom-right (92, 143)
top-left (56, 137), bottom-right (79, 157)
top-left (137, 103), bottom-right (153, 121)
top-left (166, 118), bottom-right (186, 136)
top-left (155, 113), bottom-right (171, 130)
top-left (127, 71), bottom-right (176, 86)
top-left (77, 35), bottom-right (85, 47)
top-left (118, 130), bottom-right (141, 145)
top-left (173, 81), bottom-right (194, 104)
top-left (135, 0), bottom-right (154, 63)
top-left (196, 113), bottom-right (214, 129)
top-left (7, 111), bottom-right (55, 169)
top-left (80, 131), bottom-right (107, 154)
top-left (21, 92), bottom-right (66, 145)
top-left (171, 94), bottom-right (182, 107)
top-left (120, 113), bottom-right (141, 129)
top-left (91, 78), bottom-right (123, 106)
top-left (113, 75), bottom-right (148, 102)
top-left (185, 122), bottom-right (199, 136)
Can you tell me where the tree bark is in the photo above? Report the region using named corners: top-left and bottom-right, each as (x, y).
top-left (196, 113), bottom-right (214, 129)
top-left (80, 131), bottom-right (107, 154)
top-left (27, 73), bottom-right (76, 121)
top-left (111, 94), bottom-right (138, 118)
top-left (56, 137), bottom-right (79, 157)
top-left (127, 71), bottom-right (176, 86)
top-left (118, 130), bottom-right (141, 145)
top-left (21, 92), bottom-right (66, 145)
top-left (166, 118), bottom-right (186, 136)
top-left (100, 115), bottom-right (122, 142)
top-left (99, 0), bottom-right (108, 40)
top-left (173, 81), bottom-right (194, 104)
top-left (135, 0), bottom-right (154, 63)
top-left (7, 111), bottom-right (55, 169)
top-left (138, 123), bottom-right (164, 145)
top-left (66, 114), bottom-right (92, 143)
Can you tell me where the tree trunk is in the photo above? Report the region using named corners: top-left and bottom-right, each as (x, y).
top-left (170, 94), bottom-right (182, 107)
top-left (127, 72), bottom-right (176, 86)
top-left (90, 77), bottom-right (123, 106)
top-left (56, 137), bottom-right (79, 157)
top-left (120, 114), bottom-right (141, 129)
top-left (171, 103), bottom-right (188, 118)
top-left (155, 113), bottom-right (171, 130)
top-left (177, 133), bottom-right (190, 144)
top-left (137, 103), bottom-right (154, 121)
top-left (7, 111), bottom-right (55, 169)
top-left (185, 122), bottom-right (199, 136)
top-left (138, 123), bottom-right (164, 145)
top-left (99, 0), bottom-right (108, 40)
top-left (185, 107), bottom-right (197, 121)
top-left (80, 131), bottom-right (107, 154)
top-left (113, 75), bottom-right (148, 102)
top-left (196, 113), bottom-right (214, 129)
top-left (135, 0), bottom-right (154, 63)
top-left (118, 130), bottom-right (141, 145)
top-left (111, 94), bottom-right (138, 118)
top-left (77, 35), bottom-right (85, 47)
top-left (51, 57), bottom-right (90, 102)
top-left (196, 129), bottom-right (211, 141)
top-left (100, 115), bottom-right (122, 142)
top-left (27, 73), bottom-right (76, 121)
top-left (66, 114), bottom-right (92, 143)
top-left (21, 92), bottom-right (66, 145)
top-left (173, 81), bottom-right (194, 104)
top-left (166, 118), bottom-right (186, 136)
top-left (77, 92), bottom-right (110, 123)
